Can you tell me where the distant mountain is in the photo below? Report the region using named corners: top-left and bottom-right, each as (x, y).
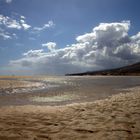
top-left (66, 62), bottom-right (140, 76)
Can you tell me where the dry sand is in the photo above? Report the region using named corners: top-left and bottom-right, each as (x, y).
top-left (0, 87), bottom-right (140, 140)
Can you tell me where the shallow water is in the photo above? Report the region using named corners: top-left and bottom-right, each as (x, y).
top-left (0, 76), bottom-right (140, 106)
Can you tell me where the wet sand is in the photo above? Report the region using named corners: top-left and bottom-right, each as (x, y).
top-left (0, 87), bottom-right (140, 140)
top-left (0, 76), bottom-right (140, 106)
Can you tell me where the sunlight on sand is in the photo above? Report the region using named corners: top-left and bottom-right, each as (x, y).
top-left (30, 94), bottom-right (79, 102)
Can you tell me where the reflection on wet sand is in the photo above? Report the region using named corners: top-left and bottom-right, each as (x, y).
top-left (0, 76), bottom-right (140, 106)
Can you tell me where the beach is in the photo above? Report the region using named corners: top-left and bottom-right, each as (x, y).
top-left (0, 87), bottom-right (139, 139)
top-left (0, 76), bottom-right (140, 139)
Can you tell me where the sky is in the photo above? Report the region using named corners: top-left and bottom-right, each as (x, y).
top-left (0, 0), bottom-right (140, 75)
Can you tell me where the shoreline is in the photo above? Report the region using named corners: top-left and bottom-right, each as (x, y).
top-left (0, 87), bottom-right (140, 139)
top-left (1, 76), bottom-right (140, 107)
top-left (0, 86), bottom-right (140, 112)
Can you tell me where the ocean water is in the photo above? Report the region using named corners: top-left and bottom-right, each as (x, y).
top-left (0, 76), bottom-right (140, 106)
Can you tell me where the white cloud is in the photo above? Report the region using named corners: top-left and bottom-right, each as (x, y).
top-left (0, 15), bottom-right (21, 29)
top-left (42, 42), bottom-right (56, 52)
top-left (0, 14), bottom-right (31, 30)
top-left (5, 0), bottom-right (12, 3)
top-left (7, 20), bottom-right (22, 29)
top-left (22, 23), bottom-right (31, 30)
top-left (0, 32), bottom-right (12, 40)
top-left (7, 21), bottom-right (140, 75)
top-left (0, 14), bottom-right (31, 40)
top-left (0, 27), bottom-right (17, 40)
top-left (0, 14), bottom-right (54, 41)
top-left (44, 21), bottom-right (55, 28)
top-left (20, 19), bottom-right (31, 30)
top-left (20, 15), bottom-right (25, 19)
top-left (33, 20), bottom-right (55, 32)
top-left (23, 49), bottom-right (45, 57)
top-left (12, 33), bottom-right (18, 38)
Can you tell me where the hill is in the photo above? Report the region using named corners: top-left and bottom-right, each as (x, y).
top-left (66, 62), bottom-right (140, 76)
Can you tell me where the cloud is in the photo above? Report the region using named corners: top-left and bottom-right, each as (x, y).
top-left (0, 27), bottom-right (17, 40)
top-left (20, 15), bottom-right (25, 19)
top-left (0, 32), bottom-right (12, 40)
top-left (0, 14), bottom-right (54, 40)
top-left (42, 42), bottom-right (56, 51)
top-left (0, 14), bottom-right (31, 40)
top-left (7, 21), bottom-right (140, 75)
top-left (23, 49), bottom-right (45, 57)
top-left (5, 0), bottom-right (12, 3)
top-left (33, 21), bottom-right (55, 32)
top-left (20, 19), bottom-right (31, 30)
top-left (0, 14), bottom-right (31, 30)
top-left (0, 14), bottom-right (21, 29)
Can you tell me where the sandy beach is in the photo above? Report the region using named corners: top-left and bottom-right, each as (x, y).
top-left (0, 86), bottom-right (140, 140)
